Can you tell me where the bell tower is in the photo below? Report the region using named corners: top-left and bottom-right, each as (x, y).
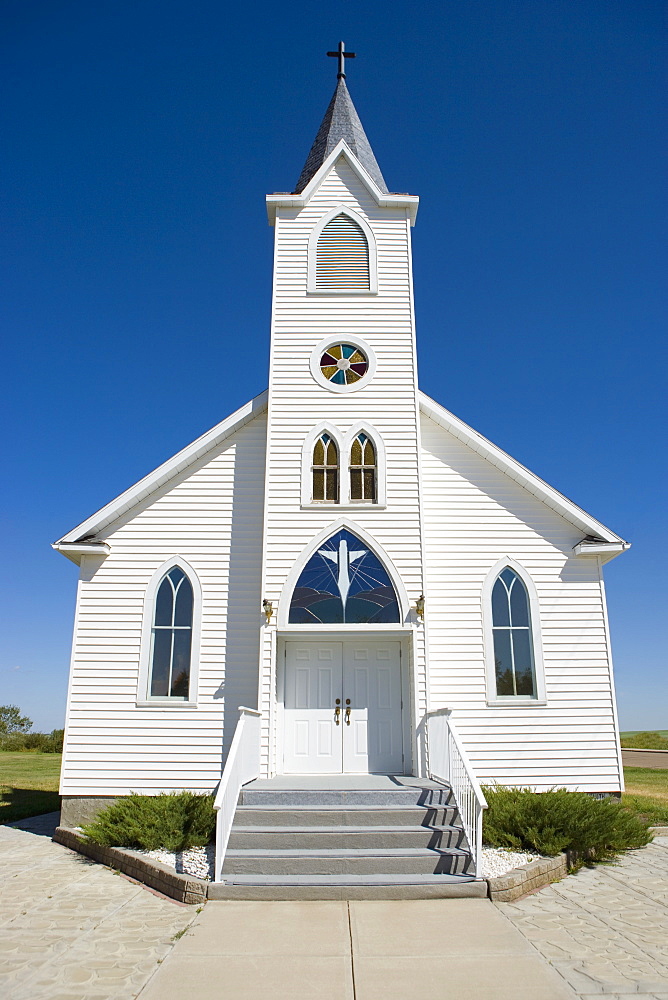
top-left (258, 48), bottom-right (427, 776)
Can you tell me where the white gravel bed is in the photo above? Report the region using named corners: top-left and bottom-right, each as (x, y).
top-left (480, 845), bottom-right (542, 878)
top-left (131, 844), bottom-right (540, 882)
top-left (135, 845), bottom-right (215, 881)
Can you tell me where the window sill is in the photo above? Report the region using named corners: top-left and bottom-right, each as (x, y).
top-left (300, 504), bottom-right (387, 511)
top-left (135, 700), bottom-right (199, 709)
top-left (486, 698), bottom-right (547, 708)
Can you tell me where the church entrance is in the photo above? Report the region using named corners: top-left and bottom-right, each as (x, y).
top-left (282, 639), bottom-right (404, 774)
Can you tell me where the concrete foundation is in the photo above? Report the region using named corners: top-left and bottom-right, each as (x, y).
top-left (60, 796), bottom-right (118, 827)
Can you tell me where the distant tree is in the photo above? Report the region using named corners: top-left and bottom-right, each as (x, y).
top-left (0, 705), bottom-right (33, 735)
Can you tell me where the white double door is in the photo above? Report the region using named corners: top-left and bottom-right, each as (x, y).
top-left (283, 640), bottom-right (404, 774)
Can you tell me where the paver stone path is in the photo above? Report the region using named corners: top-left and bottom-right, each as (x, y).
top-left (0, 814), bottom-right (196, 1000)
top-left (499, 836), bottom-right (668, 999)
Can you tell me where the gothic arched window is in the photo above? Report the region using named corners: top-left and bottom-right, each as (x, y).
top-left (349, 433), bottom-right (377, 502)
top-left (316, 213), bottom-right (370, 290)
top-left (289, 528), bottom-right (400, 624)
top-left (491, 567), bottom-right (536, 698)
top-left (149, 567), bottom-right (194, 699)
top-left (312, 433), bottom-right (339, 502)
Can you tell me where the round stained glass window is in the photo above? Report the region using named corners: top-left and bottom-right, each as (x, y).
top-left (319, 343), bottom-right (369, 386)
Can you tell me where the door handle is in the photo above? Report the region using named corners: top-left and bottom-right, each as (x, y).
top-left (335, 699), bottom-right (341, 725)
top-left (345, 707), bottom-right (351, 726)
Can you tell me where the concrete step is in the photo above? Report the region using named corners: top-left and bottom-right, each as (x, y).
top-left (238, 786), bottom-right (454, 808)
top-left (228, 824), bottom-right (468, 851)
top-left (222, 846), bottom-right (473, 876)
top-left (209, 873), bottom-right (487, 901)
top-left (234, 804), bottom-right (461, 827)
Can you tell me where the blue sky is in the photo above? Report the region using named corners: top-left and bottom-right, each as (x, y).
top-left (1, 0), bottom-right (665, 732)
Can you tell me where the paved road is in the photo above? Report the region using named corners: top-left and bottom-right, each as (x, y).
top-left (0, 814), bottom-right (666, 999)
top-left (621, 749), bottom-right (668, 769)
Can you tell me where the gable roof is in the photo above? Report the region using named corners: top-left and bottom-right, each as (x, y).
top-left (54, 391), bottom-right (268, 551)
top-left (53, 387), bottom-right (627, 562)
top-left (419, 391), bottom-right (627, 548)
top-left (294, 78), bottom-right (389, 195)
top-left (267, 140), bottom-right (419, 226)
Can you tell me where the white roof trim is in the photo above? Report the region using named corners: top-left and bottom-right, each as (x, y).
top-left (266, 140), bottom-right (419, 226)
top-left (55, 385), bottom-right (626, 557)
top-left (55, 390), bottom-right (268, 546)
top-left (51, 542), bottom-right (111, 566)
top-left (573, 540), bottom-right (630, 557)
top-left (419, 390), bottom-right (626, 545)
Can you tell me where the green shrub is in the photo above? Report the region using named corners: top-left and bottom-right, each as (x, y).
top-left (0, 729), bottom-right (64, 753)
top-left (82, 792), bottom-right (216, 851)
top-left (620, 731), bottom-right (668, 750)
top-left (482, 786), bottom-right (652, 864)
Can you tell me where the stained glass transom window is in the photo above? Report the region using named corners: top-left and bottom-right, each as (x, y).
top-left (350, 433), bottom-right (377, 502)
top-left (289, 529), bottom-right (400, 624)
top-left (491, 567), bottom-right (536, 697)
top-left (150, 567), bottom-right (193, 698)
top-left (319, 344), bottom-right (369, 386)
top-left (312, 433), bottom-right (339, 502)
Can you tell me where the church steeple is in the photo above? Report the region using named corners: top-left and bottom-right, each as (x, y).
top-left (294, 76), bottom-right (389, 195)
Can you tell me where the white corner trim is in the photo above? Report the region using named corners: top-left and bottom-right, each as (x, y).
top-left (276, 517), bottom-right (410, 628)
top-left (300, 422), bottom-right (346, 506)
top-left (266, 141), bottom-right (419, 225)
top-left (55, 390), bottom-right (268, 544)
top-left (419, 391), bottom-right (626, 545)
top-left (481, 557), bottom-right (547, 706)
top-left (309, 335), bottom-right (376, 395)
top-left (136, 556), bottom-right (203, 707)
top-left (307, 204), bottom-right (378, 294)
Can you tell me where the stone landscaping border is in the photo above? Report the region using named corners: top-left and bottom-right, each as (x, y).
top-left (486, 853), bottom-right (568, 902)
top-left (53, 825), bottom-right (667, 905)
top-left (485, 826), bottom-right (667, 902)
top-left (53, 827), bottom-right (208, 905)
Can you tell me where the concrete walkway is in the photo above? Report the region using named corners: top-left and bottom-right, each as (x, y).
top-left (137, 897), bottom-right (576, 999)
top-left (0, 814), bottom-right (667, 999)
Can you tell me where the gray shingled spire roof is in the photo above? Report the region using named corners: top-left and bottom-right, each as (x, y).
top-left (294, 78), bottom-right (389, 195)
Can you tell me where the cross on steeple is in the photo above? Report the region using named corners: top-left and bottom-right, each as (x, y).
top-left (327, 40), bottom-right (356, 79)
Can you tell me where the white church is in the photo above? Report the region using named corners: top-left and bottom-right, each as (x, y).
top-left (55, 52), bottom-right (628, 872)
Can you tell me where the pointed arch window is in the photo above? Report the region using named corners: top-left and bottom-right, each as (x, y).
top-left (312, 433), bottom-right (339, 502)
top-left (149, 567), bottom-right (193, 699)
top-left (289, 528), bottom-right (400, 624)
top-left (491, 567), bottom-right (536, 698)
top-left (350, 433), bottom-right (377, 502)
top-left (316, 213), bottom-right (370, 290)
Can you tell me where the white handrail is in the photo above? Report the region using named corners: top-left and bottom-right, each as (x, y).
top-left (426, 708), bottom-right (488, 878)
top-left (213, 707), bottom-right (261, 883)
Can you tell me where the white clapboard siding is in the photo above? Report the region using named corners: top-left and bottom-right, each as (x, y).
top-left (60, 412), bottom-right (267, 796)
top-left (261, 156), bottom-right (426, 774)
top-left (420, 410), bottom-right (622, 792)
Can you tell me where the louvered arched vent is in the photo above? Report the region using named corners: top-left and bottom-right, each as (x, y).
top-left (316, 214), bottom-right (370, 290)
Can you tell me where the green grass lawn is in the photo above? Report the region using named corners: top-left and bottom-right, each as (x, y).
top-left (622, 766), bottom-right (668, 825)
top-left (621, 730), bottom-right (668, 738)
top-left (1, 751), bottom-right (666, 828)
top-left (620, 730), bottom-right (668, 750)
top-left (0, 752), bottom-right (62, 824)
